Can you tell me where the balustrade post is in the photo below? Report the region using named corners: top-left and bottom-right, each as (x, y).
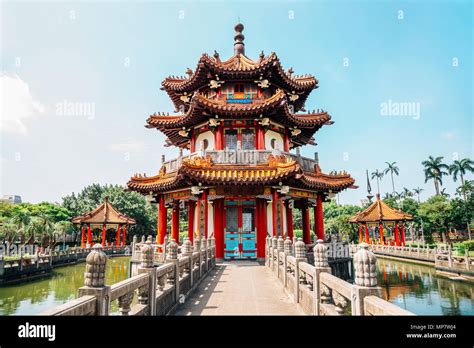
top-left (166, 239), bottom-right (180, 304)
top-left (78, 244), bottom-right (111, 315)
top-left (465, 249), bottom-right (470, 271)
top-left (277, 236), bottom-right (284, 278)
top-left (271, 237), bottom-right (278, 271)
top-left (313, 239), bottom-right (332, 315)
top-left (137, 240), bottom-right (156, 315)
top-left (294, 238), bottom-right (307, 303)
top-left (351, 243), bottom-right (382, 315)
top-left (201, 238), bottom-right (208, 274)
top-left (182, 238), bottom-right (194, 287)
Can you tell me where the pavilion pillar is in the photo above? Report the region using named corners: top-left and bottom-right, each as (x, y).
top-left (171, 201), bottom-right (180, 243)
top-left (203, 190), bottom-right (209, 238)
top-left (379, 222), bottom-right (384, 244)
top-left (214, 199), bottom-right (225, 258)
top-left (122, 224), bottom-right (127, 246)
top-left (256, 125), bottom-right (265, 150)
top-left (358, 224), bottom-right (363, 243)
top-left (81, 225), bottom-right (85, 248)
top-left (286, 200), bottom-right (294, 240)
top-left (188, 200), bottom-right (195, 242)
top-left (215, 124), bottom-right (224, 150)
top-left (283, 129), bottom-right (290, 152)
top-left (190, 130), bottom-right (196, 153)
top-left (157, 195), bottom-right (167, 245)
top-left (196, 196), bottom-right (201, 238)
top-left (394, 222), bottom-right (400, 246)
top-left (87, 224), bottom-right (92, 246)
top-left (365, 224), bottom-right (370, 243)
top-left (401, 223), bottom-right (406, 246)
top-left (115, 224), bottom-right (121, 246)
top-left (101, 224), bottom-right (106, 246)
top-left (302, 203), bottom-right (311, 244)
top-left (256, 198), bottom-right (267, 258)
top-left (272, 190), bottom-right (278, 236)
top-left (315, 193), bottom-right (325, 241)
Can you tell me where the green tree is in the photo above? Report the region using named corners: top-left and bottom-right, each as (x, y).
top-left (384, 161), bottom-right (399, 193)
top-left (449, 158), bottom-right (474, 201)
top-left (371, 169), bottom-right (384, 195)
top-left (413, 187), bottom-right (423, 203)
top-left (418, 195), bottom-right (452, 242)
top-left (422, 156), bottom-right (449, 195)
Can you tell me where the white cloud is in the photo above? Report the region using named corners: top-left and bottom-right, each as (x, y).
top-left (0, 73), bottom-right (45, 134)
top-left (107, 138), bottom-right (148, 153)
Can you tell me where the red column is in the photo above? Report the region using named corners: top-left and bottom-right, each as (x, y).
top-left (157, 195), bottom-right (167, 244)
top-left (81, 225), bottom-right (85, 248)
top-left (87, 224), bottom-right (92, 245)
top-left (257, 126), bottom-right (265, 150)
top-left (394, 222), bottom-right (400, 246)
top-left (196, 196), bottom-right (201, 238)
top-left (401, 224), bottom-right (406, 246)
top-left (203, 190), bottom-right (208, 238)
top-left (302, 204), bottom-right (311, 244)
top-left (115, 224), bottom-right (121, 246)
top-left (365, 224), bottom-right (370, 243)
top-left (101, 223), bottom-right (106, 246)
top-left (215, 125), bottom-right (223, 150)
top-left (379, 222), bottom-right (384, 244)
top-left (272, 190), bottom-right (278, 236)
top-left (171, 201), bottom-right (180, 243)
top-left (214, 199), bottom-right (225, 258)
top-left (190, 130), bottom-right (196, 152)
top-left (257, 198), bottom-right (268, 258)
top-left (315, 193), bottom-right (325, 240)
top-left (359, 224), bottom-right (363, 243)
top-left (188, 200), bottom-right (195, 242)
top-left (283, 129), bottom-right (290, 152)
top-left (286, 200), bottom-right (294, 239)
top-left (122, 225), bottom-right (127, 246)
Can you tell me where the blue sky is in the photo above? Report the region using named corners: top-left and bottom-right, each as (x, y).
top-left (1, 0), bottom-right (472, 205)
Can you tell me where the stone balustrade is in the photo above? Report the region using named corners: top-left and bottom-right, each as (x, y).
top-left (41, 237), bottom-right (216, 316)
top-left (266, 237), bottom-right (414, 316)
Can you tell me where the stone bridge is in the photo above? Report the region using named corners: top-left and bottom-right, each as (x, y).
top-left (41, 236), bottom-right (414, 316)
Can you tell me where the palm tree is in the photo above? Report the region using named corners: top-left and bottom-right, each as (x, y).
top-left (371, 169), bottom-right (384, 195)
top-left (440, 188), bottom-right (450, 198)
top-left (422, 156), bottom-right (449, 195)
top-left (54, 221), bottom-right (73, 250)
top-left (10, 210), bottom-right (31, 243)
top-left (402, 187), bottom-right (413, 199)
top-left (384, 162), bottom-right (400, 193)
top-left (449, 158), bottom-right (474, 201)
top-left (413, 187), bottom-right (423, 203)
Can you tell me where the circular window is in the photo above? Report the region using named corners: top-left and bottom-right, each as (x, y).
top-left (270, 138), bottom-right (277, 149)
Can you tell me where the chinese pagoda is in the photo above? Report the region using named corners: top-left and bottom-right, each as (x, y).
top-left (128, 23), bottom-right (355, 260)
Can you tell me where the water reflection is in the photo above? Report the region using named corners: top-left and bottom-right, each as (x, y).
top-left (0, 257), bottom-right (130, 315)
top-left (377, 259), bottom-right (474, 315)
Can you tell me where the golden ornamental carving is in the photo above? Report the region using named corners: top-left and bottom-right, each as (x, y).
top-left (267, 154), bottom-right (294, 168)
top-left (183, 155), bottom-right (213, 168)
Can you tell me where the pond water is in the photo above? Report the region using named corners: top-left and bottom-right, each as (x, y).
top-left (0, 257), bottom-right (130, 315)
top-left (377, 258), bottom-right (474, 315)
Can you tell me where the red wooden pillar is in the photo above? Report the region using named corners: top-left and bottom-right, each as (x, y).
top-left (203, 190), bottom-right (208, 238)
top-left (401, 223), bottom-right (406, 246)
top-left (358, 224), bottom-right (363, 243)
top-left (394, 222), bottom-right (400, 246)
top-left (171, 201), bottom-right (180, 243)
top-left (157, 195), bottom-right (167, 244)
top-left (188, 200), bottom-right (195, 242)
top-left (81, 225), bottom-right (85, 248)
top-left (115, 224), bottom-right (121, 246)
top-left (196, 196), bottom-right (201, 238)
top-left (87, 224), bottom-right (92, 245)
top-left (379, 222), bottom-right (384, 244)
top-left (215, 124), bottom-right (224, 150)
top-left (302, 204), bottom-right (311, 244)
top-left (283, 129), bottom-right (290, 152)
top-left (315, 193), bottom-right (325, 240)
top-left (272, 190), bottom-right (278, 236)
top-left (365, 224), bottom-right (370, 243)
top-left (101, 224), bottom-right (106, 246)
top-left (190, 130), bottom-right (196, 152)
top-left (256, 199), bottom-right (267, 258)
top-left (122, 224), bottom-right (127, 246)
top-left (256, 126), bottom-right (265, 150)
top-left (286, 200), bottom-right (294, 239)
top-left (214, 199), bottom-right (225, 258)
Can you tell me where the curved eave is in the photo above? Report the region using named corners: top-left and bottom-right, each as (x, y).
top-left (294, 172), bottom-right (356, 193)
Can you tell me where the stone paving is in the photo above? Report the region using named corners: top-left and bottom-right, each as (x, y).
top-left (175, 261), bottom-right (304, 315)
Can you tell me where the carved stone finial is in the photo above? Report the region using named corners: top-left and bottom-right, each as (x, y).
top-left (271, 237), bottom-right (278, 250)
top-left (182, 237), bottom-right (193, 255)
top-left (140, 235), bottom-right (145, 243)
top-left (201, 237), bottom-right (207, 249)
top-left (167, 239), bottom-right (178, 260)
top-left (277, 236), bottom-right (284, 252)
top-left (84, 244), bottom-right (107, 287)
top-left (313, 239), bottom-right (329, 268)
top-left (354, 243), bottom-right (377, 287)
top-left (147, 235), bottom-right (153, 243)
top-left (284, 237), bottom-right (293, 255)
top-left (140, 240), bottom-right (154, 268)
top-left (193, 237), bottom-right (201, 252)
top-left (294, 238), bottom-right (307, 260)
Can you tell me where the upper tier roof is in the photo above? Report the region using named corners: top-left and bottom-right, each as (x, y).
top-left (349, 194), bottom-right (413, 223)
top-left (146, 89), bottom-right (333, 148)
top-left (71, 197), bottom-right (136, 225)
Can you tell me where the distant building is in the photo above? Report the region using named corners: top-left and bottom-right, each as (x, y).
top-left (1, 195), bottom-right (22, 204)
